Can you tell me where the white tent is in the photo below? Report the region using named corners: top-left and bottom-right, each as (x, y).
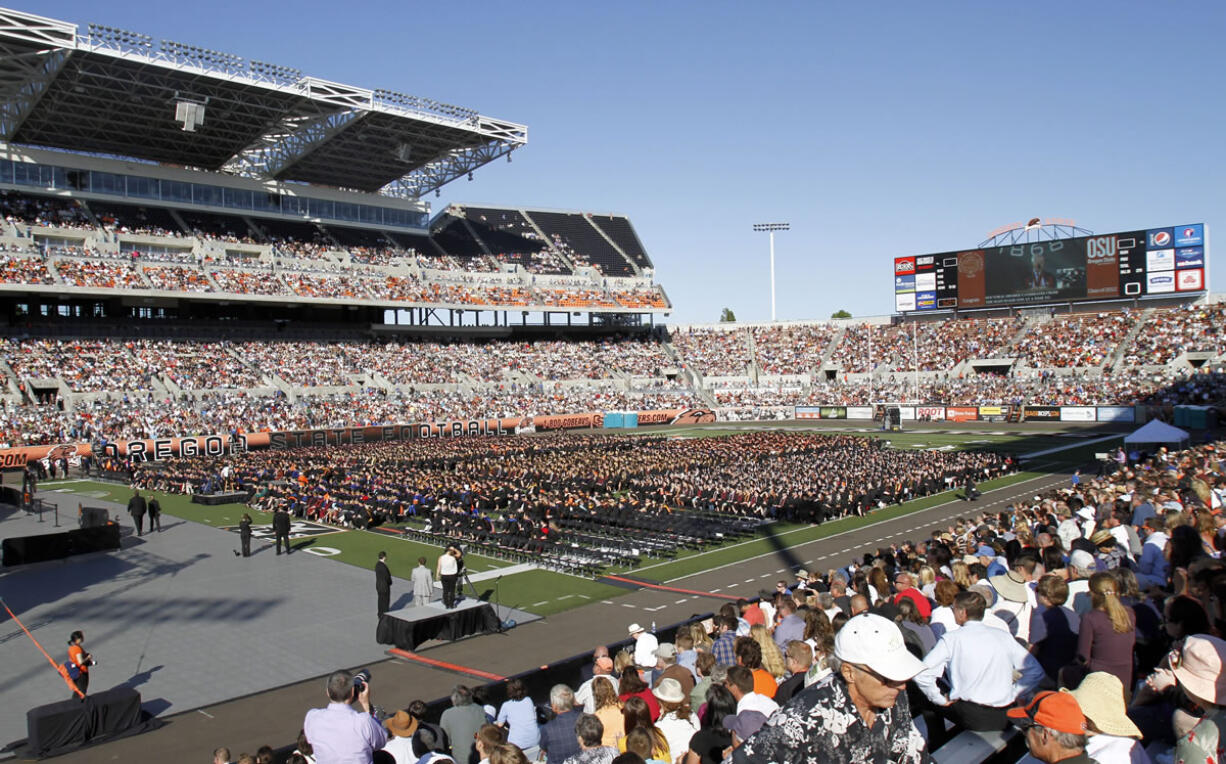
top-left (1124, 419), bottom-right (1190, 448)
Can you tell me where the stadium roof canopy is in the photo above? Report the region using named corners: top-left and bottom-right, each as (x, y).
top-left (0, 7), bottom-right (527, 198)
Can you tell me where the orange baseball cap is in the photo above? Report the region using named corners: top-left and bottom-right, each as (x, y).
top-left (1007, 691), bottom-right (1087, 736)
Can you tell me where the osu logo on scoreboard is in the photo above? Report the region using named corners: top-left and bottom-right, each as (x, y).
top-left (1086, 236), bottom-right (1116, 261)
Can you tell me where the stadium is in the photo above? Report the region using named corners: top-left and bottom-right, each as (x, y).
top-left (0, 5), bottom-right (1223, 764)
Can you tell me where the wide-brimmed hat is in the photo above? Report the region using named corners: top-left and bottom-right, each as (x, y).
top-left (627, 623), bottom-right (644, 636)
top-left (795, 568), bottom-right (809, 580)
top-left (652, 677), bottom-right (686, 704)
top-left (1071, 673), bottom-right (1141, 739)
top-left (1090, 530), bottom-right (1114, 547)
top-left (1173, 635), bottom-right (1226, 705)
top-left (385, 710), bottom-right (419, 738)
top-left (654, 643), bottom-right (677, 660)
top-left (1007, 691), bottom-right (1087, 736)
top-left (834, 612), bottom-right (925, 682)
top-left (989, 570), bottom-right (1029, 604)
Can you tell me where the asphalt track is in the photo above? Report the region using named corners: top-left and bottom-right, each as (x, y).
top-left (35, 466), bottom-right (1074, 762)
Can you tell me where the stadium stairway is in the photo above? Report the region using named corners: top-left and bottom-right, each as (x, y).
top-left (587, 215), bottom-right (641, 277)
top-left (1109, 307), bottom-right (1154, 373)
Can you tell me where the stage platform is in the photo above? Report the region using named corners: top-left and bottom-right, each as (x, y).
top-left (377, 598), bottom-right (541, 651)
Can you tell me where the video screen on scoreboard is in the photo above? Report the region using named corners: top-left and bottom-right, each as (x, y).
top-left (894, 223), bottom-right (1205, 312)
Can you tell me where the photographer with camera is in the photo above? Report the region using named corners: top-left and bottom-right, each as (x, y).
top-left (303, 669), bottom-right (387, 764)
top-left (66, 630), bottom-right (94, 697)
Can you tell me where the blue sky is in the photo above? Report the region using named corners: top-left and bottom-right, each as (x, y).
top-left (27, 1), bottom-right (1226, 325)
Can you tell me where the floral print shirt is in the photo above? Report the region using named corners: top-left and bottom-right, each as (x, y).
top-left (728, 673), bottom-right (929, 764)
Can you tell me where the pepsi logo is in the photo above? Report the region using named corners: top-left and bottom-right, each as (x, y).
top-left (1152, 231), bottom-right (1171, 247)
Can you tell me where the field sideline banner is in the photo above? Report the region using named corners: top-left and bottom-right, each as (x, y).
top-left (0, 408), bottom-right (717, 464)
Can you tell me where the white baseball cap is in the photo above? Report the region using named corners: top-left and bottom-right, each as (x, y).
top-left (834, 613), bottom-right (925, 682)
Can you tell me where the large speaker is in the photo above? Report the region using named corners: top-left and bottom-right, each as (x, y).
top-left (26, 687), bottom-right (143, 756)
top-left (80, 507), bottom-right (109, 528)
top-left (887, 407), bottom-right (901, 426)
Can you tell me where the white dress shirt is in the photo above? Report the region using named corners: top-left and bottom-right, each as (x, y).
top-left (736, 691), bottom-right (779, 718)
top-left (914, 620), bottom-right (1045, 708)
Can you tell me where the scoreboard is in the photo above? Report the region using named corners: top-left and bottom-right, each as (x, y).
top-left (894, 223), bottom-right (1207, 312)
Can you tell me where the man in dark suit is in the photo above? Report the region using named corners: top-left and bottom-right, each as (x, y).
top-left (375, 551), bottom-right (392, 619)
top-left (1027, 251), bottom-right (1056, 289)
top-left (273, 506), bottom-right (292, 555)
top-left (127, 490), bottom-right (147, 536)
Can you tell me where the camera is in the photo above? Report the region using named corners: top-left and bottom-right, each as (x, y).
top-left (352, 668), bottom-right (372, 692)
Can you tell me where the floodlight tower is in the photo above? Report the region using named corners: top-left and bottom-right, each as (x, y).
top-left (752, 222), bottom-right (789, 321)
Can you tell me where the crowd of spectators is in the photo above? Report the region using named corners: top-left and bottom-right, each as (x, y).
top-left (142, 265), bottom-right (215, 293)
top-left (670, 328), bottom-right (752, 377)
top-left (274, 436), bottom-right (1224, 764)
top-left (1015, 311), bottom-right (1140, 368)
top-left (53, 258), bottom-right (147, 290)
top-left (1, 191), bottom-right (94, 230)
top-left (752, 324), bottom-right (838, 375)
top-left (1124, 304), bottom-right (1226, 366)
top-left (0, 255), bottom-right (56, 285)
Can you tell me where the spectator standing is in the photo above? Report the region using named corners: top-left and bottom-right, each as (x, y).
top-left (628, 624), bottom-right (658, 671)
top-left (914, 591), bottom-right (1044, 745)
top-left (1074, 573), bottom-right (1136, 693)
top-left (1028, 575), bottom-right (1080, 682)
top-left (709, 616), bottom-right (737, 668)
top-left (302, 670), bottom-right (388, 764)
top-left (440, 685), bottom-right (487, 764)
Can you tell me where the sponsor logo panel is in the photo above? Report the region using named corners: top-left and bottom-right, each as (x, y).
top-left (915, 273), bottom-right (936, 291)
top-left (1175, 247), bottom-right (1204, 269)
top-left (894, 257), bottom-right (916, 275)
top-left (1023, 406), bottom-right (1061, 420)
top-left (1146, 249), bottom-right (1175, 271)
top-left (1174, 224), bottom-right (1204, 247)
top-left (1059, 406), bottom-right (1097, 422)
top-left (1096, 406), bottom-right (1135, 423)
top-left (1147, 272), bottom-right (1176, 294)
top-left (1147, 229), bottom-right (1173, 248)
top-left (895, 292), bottom-right (916, 312)
top-left (846, 406), bottom-right (875, 419)
top-left (916, 406), bottom-right (945, 420)
top-left (947, 406), bottom-right (979, 422)
top-left (1176, 268), bottom-right (1204, 292)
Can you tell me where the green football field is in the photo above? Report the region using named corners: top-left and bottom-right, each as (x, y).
top-left (40, 426), bottom-right (1117, 616)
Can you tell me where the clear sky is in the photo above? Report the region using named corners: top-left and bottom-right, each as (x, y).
top-left (25, 0), bottom-right (1226, 325)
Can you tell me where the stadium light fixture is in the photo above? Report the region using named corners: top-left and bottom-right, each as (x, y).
top-left (752, 222), bottom-right (789, 321)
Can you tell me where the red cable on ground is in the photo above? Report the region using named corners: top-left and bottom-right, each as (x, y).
top-left (0, 597), bottom-right (84, 699)
top-left (386, 647), bottom-right (507, 681)
top-left (600, 574), bottom-right (741, 600)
